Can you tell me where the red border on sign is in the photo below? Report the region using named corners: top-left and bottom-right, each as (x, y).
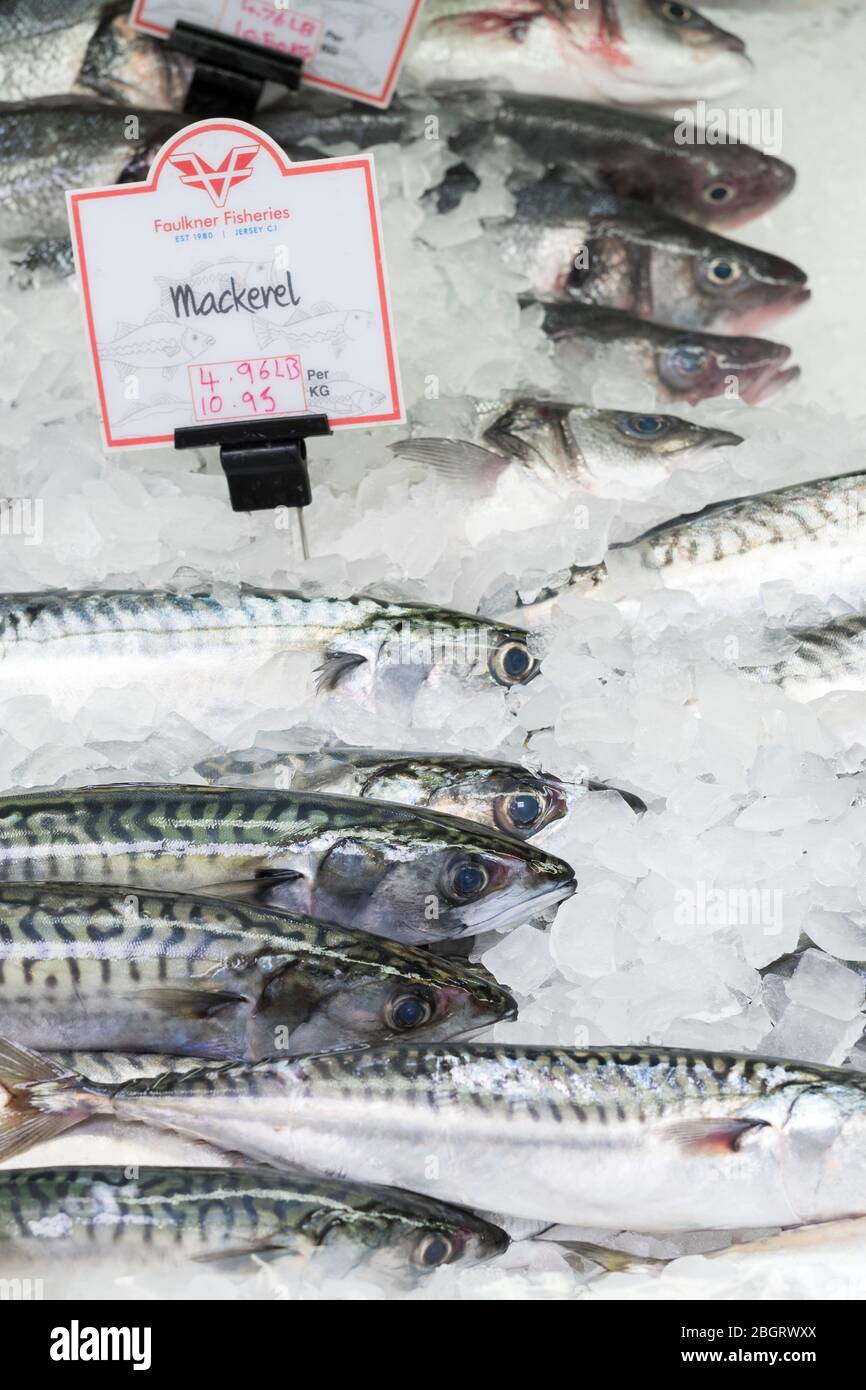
top-left (130, 0), bottom-right (424, 108)
top-left (67, 120), bottom-right (403, 451)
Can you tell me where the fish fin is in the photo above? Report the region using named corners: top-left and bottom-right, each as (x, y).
top-left (195, 872), bottom-right (304, 904)
top-left (114, 320), bottom-right (138, 338)
top-left (389, 437), bottom-right (504, 480)
top-left (286, 308), bottom-right (310, 323)
top-left (0, 1036), bottom-right (88, 1163)
top-left (663, 1117), bottom-right (770, 1156)
top-left (310, 301), bottom-right (334, 315)
top-left (558, 1241), bottom-right (666, 1274)
top-left (144, 308), bottom-right (173, 324)
top-left (130, 987), bottom-right (246, 1019)
top-left (316, 650), bottom-right (368, 693)
top-left (254, 319), bottom-right (279, 350)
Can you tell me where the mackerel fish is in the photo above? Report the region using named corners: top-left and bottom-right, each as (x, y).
top-left (193, 745), bottom-right (646, 832)
top-left (0, 1165), bottom-right (508, 1281)
top-left (0, 585), bottom-right (543, 729)
top-left (506, 469), bottom-right (866, 624)
top-left (0, 883), bottom-right (516, 1059)
top-left (0, 785), bottom-right (576, 943)
top-left (5, 1042), bottom-right (866, 1231)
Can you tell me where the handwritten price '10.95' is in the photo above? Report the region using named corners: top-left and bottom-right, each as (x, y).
top-left (191, 355), bottom-right (307, 423)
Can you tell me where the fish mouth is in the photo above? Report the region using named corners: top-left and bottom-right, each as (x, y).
top-left (729, 287), bottom-right (811, 337)
top-left (703, 427), bottom-right (744, 451)
top-left (737, 347), bottom-right (800, 405)
top-left (464, 877), bottom-right (576, 935)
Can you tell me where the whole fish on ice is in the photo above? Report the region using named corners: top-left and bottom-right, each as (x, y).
top-left (487, 181), bottom-right (808, 333)
top-left (536, 301), bottom-right (799, 405)
top-left (394, 396), bottom-right (741, 498)
top-left (443, 90), bottom-right (795, 229)
top-left (0, 784), bottom-right (576, 943)
top-left (404, 0), bottom-right (751, 106)
top-left (0, 1166), bottom-right (507, 1282)
top-left (507, 469), bottom-right (866, 622)
top-left (9, 1043), bottom-right (866, 1231)
top-left (193, 745), bottom-right (646, 829)
top-left (0, 882), bottom-right (516, 1059)
top-left (0, 584), bottom-right (543, 727)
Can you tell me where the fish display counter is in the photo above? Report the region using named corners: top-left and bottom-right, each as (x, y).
top-left (0, 0), bottom-right (864, 1311)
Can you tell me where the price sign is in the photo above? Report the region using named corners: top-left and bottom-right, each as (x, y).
top-left (132, 0), bottom-right (425, 108)
top-left (66, 118), bottom-right (403, 451)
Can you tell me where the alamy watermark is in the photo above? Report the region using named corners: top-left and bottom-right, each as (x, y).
top-left (0, 497), bottom-right (43, 546)
top-left (674, 101), bottom-right (783, 157)
top-left (675, 881), bottom-right (783, 935)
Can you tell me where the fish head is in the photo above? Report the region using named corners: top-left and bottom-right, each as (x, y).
top-left (682, 240), bottom-right (808, 334)
top-left (654, 329), bottom-right (798, 404)
top-left (81, 14), bottom-right (193, 111)
top-left (614, 0), bottom-right (751, 102)
top-left (370, 608), bottom-right (544, 700)
top-left (252, 940), bottom-right (516, 1054)
top-left (181, 327), bottom-right (216, 357)
top-left (345, 311), bottom-right (374, 340)
top-left (685, 150), bottom-right (796, 230)
top-left (771, 1067), bottom-right (866, 1222)
top-left (574, 407), bottom-right (742, 491)
top-left (308, 1185), bottom-right (508, 1283)
top-left (308, 810), bottom-right (576, 943)
top-left (614, 212), bottom-right (809, 333)
top-left (421, 765), bottom-right (569, 840)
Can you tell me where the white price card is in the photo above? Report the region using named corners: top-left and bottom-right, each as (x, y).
top-left (65, 118), bottom-right (403, 451)
top-left (131, 0), bottom-right (424, 108)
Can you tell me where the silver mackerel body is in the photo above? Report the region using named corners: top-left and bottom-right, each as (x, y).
top-left (8, 1044), bottom-right (866, 1232)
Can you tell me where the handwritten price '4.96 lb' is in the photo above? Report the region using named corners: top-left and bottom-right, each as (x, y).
top-left (189, 355), bottom-right (307, 423)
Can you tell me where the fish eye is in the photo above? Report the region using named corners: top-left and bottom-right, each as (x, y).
top-left (445, 856), bottom-right (490, 902)
top-left (496, 789), bottom-right (545, 833)
top-left (489, 639), bottom-right (538, 687)
top-left (618, 413), bottom-right (670, 440)
top-left (659, 1), bottom-right (694, 21)
top-left (702, 256), bottom-right (743, 287)
top-left (413, 1231), bottom-right (454, 1269)
top-left (704, 183), bottom-right (734, 205)
top-left (386, 991), bottom-right (435, 1033)
top-left (662, 339), bottom-right (712, 390)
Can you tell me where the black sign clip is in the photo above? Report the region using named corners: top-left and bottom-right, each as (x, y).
top-left (167, 21), bottom-right (304, 119)
top-left (175, 414), bottom-right (332, 559)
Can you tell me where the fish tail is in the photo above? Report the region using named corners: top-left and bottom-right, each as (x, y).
top-left (0, 1035), bottom-right (98, 1162)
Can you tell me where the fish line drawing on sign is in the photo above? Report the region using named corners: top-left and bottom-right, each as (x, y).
top-left (98, 313), bottom-right (216, 380)
top-left (254, 303), bottom-right (374, 356)
top-left (65, 116), bottom-right (402, 450)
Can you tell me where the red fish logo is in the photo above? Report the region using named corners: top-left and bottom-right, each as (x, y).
top-left (169, 144), bottom-right (261, 208)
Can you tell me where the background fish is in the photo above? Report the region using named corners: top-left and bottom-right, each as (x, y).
top-left (394, 398), bottom-right (742, 498)
top-left (0, 1166), bottom-right (508, 1282)
top-left (0, 585), bottom-right (543, 725)
top-left (0, 785), bottom-right (576, 943)
top-left (0, 0), bottom-right (193, 107)
top-left (487, 182), bottom-right (808, 333)
top-left (0, 99), bottom-right (181, 277)
top-left (520, 470), bottom-right (866, 615)
top-left (0, 883), bottom-right (516, 1059)
top-left (445, 90), bottom-right (795, 228)
top-left (9, 1042), bottom-right (866, 1232)
top-left (193, 745), bottom-right (645, 829)
top-left (535, 301), bottom-right (799, 404)
top-left (404, 0), bottom-right (751, 106)
top-left (744, 615), bottom-right (866, 703)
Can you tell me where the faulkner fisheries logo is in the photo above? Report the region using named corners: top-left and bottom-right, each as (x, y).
top-left (169, 142), bottom-right (261, 208)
